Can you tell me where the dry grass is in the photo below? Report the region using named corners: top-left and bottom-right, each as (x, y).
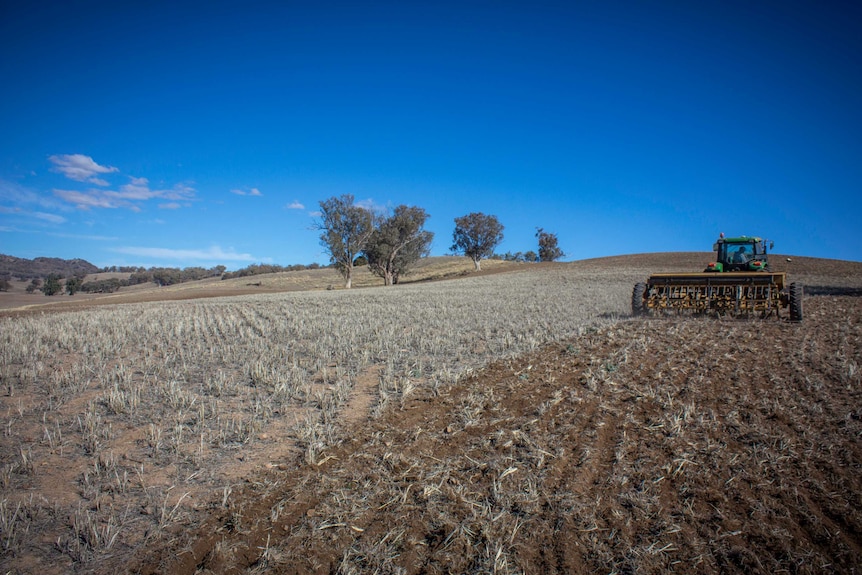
top-left (1, 254), bottom-right (860, 574)
top-left (0, 256), bottom-right (522, 312)
top-left (156, 296), bottom-right (860, 575)
top-left (0, 261), bottom-right (631, 574)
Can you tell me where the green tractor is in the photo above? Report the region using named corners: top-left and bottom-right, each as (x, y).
top-left (704, 234), bottom-right (772, 272)
top-left (632, 234), bottom-right (803, 321)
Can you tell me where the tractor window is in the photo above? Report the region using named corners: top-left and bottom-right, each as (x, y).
top-left (730, 245), bottom-right (751, 263)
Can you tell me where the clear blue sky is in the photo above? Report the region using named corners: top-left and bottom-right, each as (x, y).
top-left (2, 0), bottom-right (860, 269)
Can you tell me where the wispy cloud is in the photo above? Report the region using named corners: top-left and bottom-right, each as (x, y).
top-left (285, 200), bottom-right (305, 210)
top-left (49, 154), bottom-right (118, 185)
top-left (33, 212), bottom-right (66, 224)
top-left (231, 187), bottom-right (263, 196)
top-left (48, 232), bottom-right (118, 241)
top-left (54, 177), bottom-right (196, 211)
top-left (43, 155), bottom-right (196, 212)
top-left (113, 245), bottom-right (259, 262)
top-left (0, 195), bottom-right (66, 224)
top-left (0, 177), bottom-right (66, 211)
top-left (53, 189), bottom-right (123, 210)
top-left (356, 197), bottom-right (386, 214)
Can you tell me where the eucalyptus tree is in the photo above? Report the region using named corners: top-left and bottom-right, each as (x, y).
top-left (317, 194), bottom-right (374, 288)
top-left (451, 212), bottom-right (504, 271)
top-left (364, 205), bottom-right (433, 286)
top-left (536, 228), bottom-right (565, 262)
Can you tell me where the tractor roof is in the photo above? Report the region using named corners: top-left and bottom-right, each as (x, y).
top-left (719, 235), bottom-right (763, 243)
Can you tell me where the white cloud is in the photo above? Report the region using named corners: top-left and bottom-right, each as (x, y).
top-left (54, 189), bottom-right (119, 209)
top-left (0, 177), bottom-right (66, 211)
top-left (0, 199), bottom-right (66, 224)
top-left (159, 202), bottom-right (182, 210)
top-left (113, 245), bottom-right (259, 262)
top-left (48, 232), bottom-right (118, 241)
top-left (53, 177), bottom-right (196, 211)
top-left (33, 212), bottom-right (66, 224)
top-left (231, 187), bottom-right (263, 197)
top-left (285, 201), bottom-right (305, 210)
top-left (355, 197), bottom-right (386, 214)
top-left (49, 154), bottom-right (118, 185)
top-left (119, 177), bottom-right (152, 200)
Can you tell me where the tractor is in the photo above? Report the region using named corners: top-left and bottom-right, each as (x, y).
top-left (632, 234), bottom-right (803, 321)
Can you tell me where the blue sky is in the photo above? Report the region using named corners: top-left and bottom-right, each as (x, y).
top-left (1, 0), bottom-right (860, 269)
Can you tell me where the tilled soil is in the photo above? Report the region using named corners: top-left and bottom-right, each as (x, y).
top-left (127, 295), bottom-right (862, 575)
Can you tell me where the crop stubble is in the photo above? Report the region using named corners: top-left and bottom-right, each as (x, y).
top-left (0, 266), bottom-right (627, 574)
top-left (1, 259), bottom-right (860, 574)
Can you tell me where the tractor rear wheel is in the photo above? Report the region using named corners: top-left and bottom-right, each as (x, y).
top-left (632, 282), bottom-right (647, 316)
top-left (789, 283), bottom-right (803, 322)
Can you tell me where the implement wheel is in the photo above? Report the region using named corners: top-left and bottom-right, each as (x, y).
top-left (632, 282), bottom-right (647, 316)
top-left (789, 283), bottom-right (803, 322)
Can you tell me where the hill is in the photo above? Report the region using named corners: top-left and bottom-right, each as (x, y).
top-left (0, 253), bottom-right (99, 280)
top-left (3, 252), bottom-right (861, 314)
top-left (0, 256), bottom-right (524, 313)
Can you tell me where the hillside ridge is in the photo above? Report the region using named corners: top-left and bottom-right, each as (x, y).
top-left (0, 253), bottom-right (99, 279)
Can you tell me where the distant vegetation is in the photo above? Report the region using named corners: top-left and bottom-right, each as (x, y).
top-left (3, 203), bottom-right (565, 296)
top-left (0, 254), bottom-right (98, 280)
top-left (3, 258), bottom-right (330, 296)
top-left (221, 262), bottom-right (323, 280)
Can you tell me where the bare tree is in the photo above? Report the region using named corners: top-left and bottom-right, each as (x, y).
top-left (536, 228), bottom-right (565, 262)
top-left (316, 194), bottom-right (374, 288)
top-left (451, 212), bottom-right (504, 271)
top-left (364, 205), bottom-right (433, 286)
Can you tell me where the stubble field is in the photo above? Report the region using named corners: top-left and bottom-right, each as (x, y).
top-left (1, 254), bottom-right (860, 574)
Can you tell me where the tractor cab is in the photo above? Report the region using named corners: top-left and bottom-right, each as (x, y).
top-left (706, 234), bottom-right (772, 272)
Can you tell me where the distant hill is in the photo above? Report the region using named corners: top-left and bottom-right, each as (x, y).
top-left (0, 254), bottom-right (99, 280)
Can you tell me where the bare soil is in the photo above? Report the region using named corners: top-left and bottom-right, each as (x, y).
top-left (123, 257), bottom-right (861, 575)
top-left (2, 254), bottom-right (861, 574)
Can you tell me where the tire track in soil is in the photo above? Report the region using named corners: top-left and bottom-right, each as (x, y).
top-left (128, 364), bottom-right (385, 575)
top-left (340, 364), bottom-right (381, 426)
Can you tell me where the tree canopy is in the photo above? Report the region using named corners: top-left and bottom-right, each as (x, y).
top-left (364, 205), bottom-right (433, 286)
top-left (317, 194), bottom-right (374, 288)
top-left (451, 212), bottom-right (504, 271)
top-left (42, 274), bottom-right (62, 296)
top-left (536, 228), bottom-right (565, 262)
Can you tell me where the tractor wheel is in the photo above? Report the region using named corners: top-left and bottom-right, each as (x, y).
top-left (789, 283), bottom-right (803, 322)
top-left (632, 282), bottom-right (647, 316)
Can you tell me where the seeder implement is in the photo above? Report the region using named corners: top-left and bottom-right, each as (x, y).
top-left (632, 234), bottom-right (803, 321)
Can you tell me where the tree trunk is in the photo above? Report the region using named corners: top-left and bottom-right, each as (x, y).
top-left (383, 251), bottom-right (397, 286)
top-left (473, 257), bottom-right (481, 271)
top-left (344, 266), bottom-right (353, 289)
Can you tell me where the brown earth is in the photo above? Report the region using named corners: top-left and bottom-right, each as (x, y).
top-left (115, 259), bottom-right (861, 575)
top-left (3, 254), bottom-right (861, 575)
